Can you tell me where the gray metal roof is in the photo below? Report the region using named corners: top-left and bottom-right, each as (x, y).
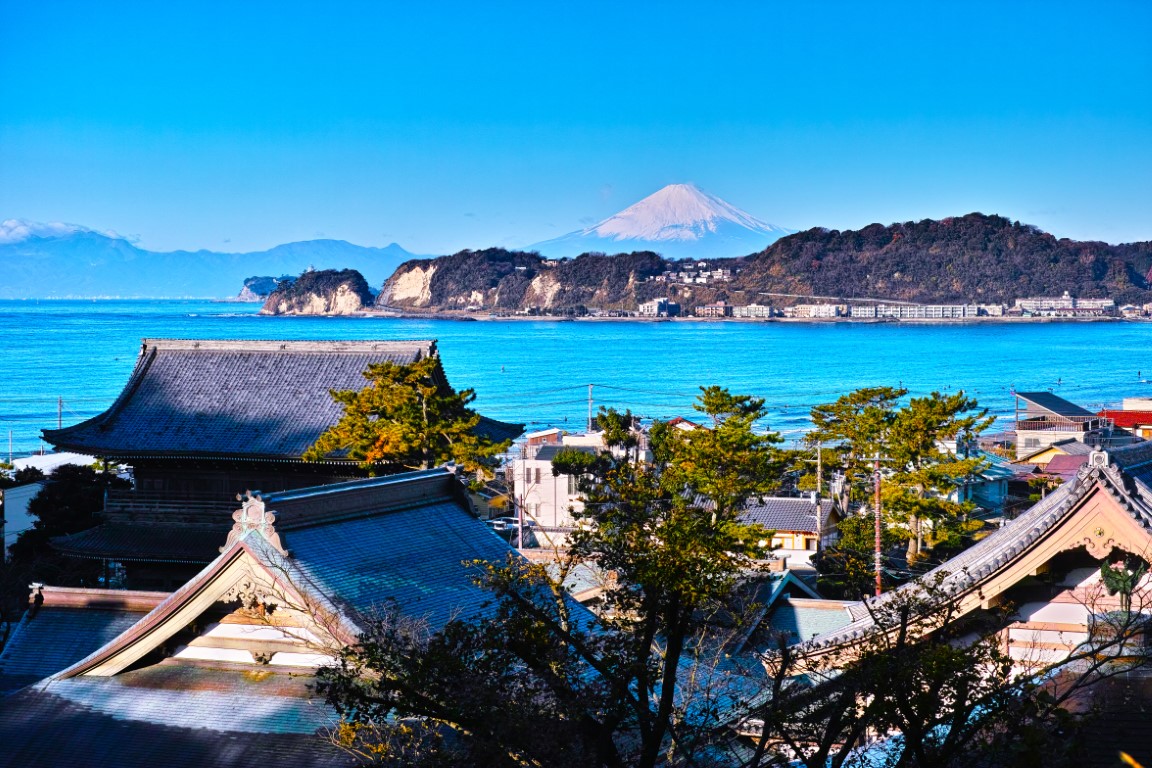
top-left (1015, 391), bottom-right (1096, 418)
top-left (738, 497), bottom-right (834, 534)
top-left (43, 338), bottom-right (522, 459)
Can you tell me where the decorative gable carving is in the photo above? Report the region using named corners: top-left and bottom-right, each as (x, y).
top-left (226, 492), bottom-right (288, 555)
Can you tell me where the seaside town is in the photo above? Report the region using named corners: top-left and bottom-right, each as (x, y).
top-left (530, 286), bottom-right (1133, 320)
top-left (4, 2), bottom-right (1151, 766)
top-left (3, 338), bottom-right (1152, 766)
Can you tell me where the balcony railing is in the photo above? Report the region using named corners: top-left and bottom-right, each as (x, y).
top-left (1016, 417), bottom-right (1109, 433)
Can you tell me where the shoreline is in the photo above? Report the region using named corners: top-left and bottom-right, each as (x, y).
top-left (354, 308), bottom-right (1134, 325)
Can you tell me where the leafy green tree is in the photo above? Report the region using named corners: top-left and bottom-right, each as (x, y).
top-left (884, 391), bottom-right (993, 560)
top-left (810, 386), bottom-right (906, 486)
top-left (8, 463), bottom-right (130, 585)
top-left (304, 357), bottom-right (511, 477)
top-left (317, 390), bottom-right (782, 767)
top-left (750, 570), bottom-right (1147, 768)
top-left (811, 387), bottom-right (992, 575)
top-left (811, 513), bottom-right (903, 599)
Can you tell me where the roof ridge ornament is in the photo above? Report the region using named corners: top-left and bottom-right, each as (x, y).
top-left (226, 491), bottom-right (288, 555)
top-left (1077, 449), bottom-right (1119, 486)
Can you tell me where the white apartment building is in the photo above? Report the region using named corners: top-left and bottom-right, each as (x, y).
top-left (1014, 291), bottom-right (1115, 316)
top-left (512, 435), bottom-right (605, 532)
top-left (732, 303), bottom-right (774, 318)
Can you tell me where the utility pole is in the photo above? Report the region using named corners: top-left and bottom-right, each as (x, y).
top-left (862, 453), bottom-right (890, 597)
top-left (804, 440), bottom-right (824, 550)
top-left (8, 429), bottom-right (12, 465)
top-left (587, 384), bottom-right (594, 432)
top-left (58, 396), bottom-right (63, 429)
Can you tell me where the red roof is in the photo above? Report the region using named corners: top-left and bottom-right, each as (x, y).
top-left (1099, 409), bottom-right (1152, 428)
top-left (1043, 454), bottom-right (1089, 477)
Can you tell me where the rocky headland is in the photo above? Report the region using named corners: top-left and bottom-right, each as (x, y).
top-left (260, 269), bottom-right (374, 315)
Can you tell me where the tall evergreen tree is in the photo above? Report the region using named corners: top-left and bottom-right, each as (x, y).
top-left (304, 357), bottom-right (511, 477)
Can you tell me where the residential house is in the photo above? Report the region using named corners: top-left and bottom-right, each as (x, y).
top-left (512, 436), bottom-right (605, 534)
top-left (1099, 406), bottom-right (1152, 440)
top-left (1015, 437), bottom-right (1096, 468)
top-left (738, 495), bottom-right (840, 565)
top-left (1040, 453), bottom-right (1091, 482)
top-left (1012, 391), bottom-right (1135, 459)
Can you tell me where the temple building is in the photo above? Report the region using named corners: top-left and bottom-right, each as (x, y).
top-left (0, 468), bottom-right (544, 767)
top-left (809, 444), bottom-right (1152, 668)
top-left (41, 338), bottom-right (522, 589)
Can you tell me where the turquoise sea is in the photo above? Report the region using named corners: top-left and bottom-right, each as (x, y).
top-left (1, 299), bottom-right (1150, 459)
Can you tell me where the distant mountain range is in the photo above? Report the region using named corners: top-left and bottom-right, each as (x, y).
top-left (529, 184), bottom-right (793, 259)
top-left (0, 219), bottom-right (418, 298)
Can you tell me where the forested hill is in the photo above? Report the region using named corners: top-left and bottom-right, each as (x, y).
top-left (377, 249), bottom-right (671, 311)
top-left (377, 214), bottom-right (1152, 312)
top-left (732, 214), bottom-right (1152, 304)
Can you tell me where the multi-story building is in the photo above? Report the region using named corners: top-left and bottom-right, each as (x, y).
top-left (784, 303), bottom-right (844, 318)
top-left (1014, 292), bottom-right (1116, 316)
top-left (732, 303), bottom-right (774, 318)
top-left (637, 298), bottom-right (680, 317)
top-left (695, 301), bottom-right (734, 318)
top-left (1013, 391), bottom-right (1136, 459)
top-left (877, 304), bottom-right (979, 319)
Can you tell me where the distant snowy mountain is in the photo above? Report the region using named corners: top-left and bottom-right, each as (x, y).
top-left (530, 184), bottom-right (793, 260)
top-left (0, 219), bottom-right (420, 298)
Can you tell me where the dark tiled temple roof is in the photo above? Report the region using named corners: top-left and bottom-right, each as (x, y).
top-left (738, 497), bottom-right (834, 534)
top-left (51, 522), bottom-right (229, 563)
top-left (0, 607), bottom-right (148, 693)
top-left (0, 673), bottom-right (352, 768)
top-left (284, 495), bottom-right (515, 629)
top-left (43, 338), bottom-right (522, 459)
top-left (809, 444), bottom-right (1152, 647)
top-left (0, 469), bottom-right (539, 767)
top-left (60, 469), bottom-right (537, 681)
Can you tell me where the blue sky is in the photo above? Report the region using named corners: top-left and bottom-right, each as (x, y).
top-left (2, 1), bottom-right (1149, 253)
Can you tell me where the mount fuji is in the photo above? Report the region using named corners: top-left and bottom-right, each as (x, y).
top-left (529, 184), bottom-right (794, 260)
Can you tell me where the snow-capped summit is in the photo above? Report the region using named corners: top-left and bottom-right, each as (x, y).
top-left (0, 218), bottom-right (107, 244)
top-left (530, 184), bottom-right (793, 259)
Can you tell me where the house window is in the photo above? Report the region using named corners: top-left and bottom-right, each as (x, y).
top-left (568, 474), bottom-right (579, 495)
top-left (534, 467), bottom-right (542, 485)
top-left (805, 538), bottom-right (817, 550)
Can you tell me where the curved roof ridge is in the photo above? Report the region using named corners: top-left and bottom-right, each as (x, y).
top-left (820, 476), bottom-right (1086, 639)
top-left (41, 338), bottom-right (521, 459)
top-left (46, 341), bottom-right (158, 442)
top-left (138, 338), bottom-right (438, 354)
